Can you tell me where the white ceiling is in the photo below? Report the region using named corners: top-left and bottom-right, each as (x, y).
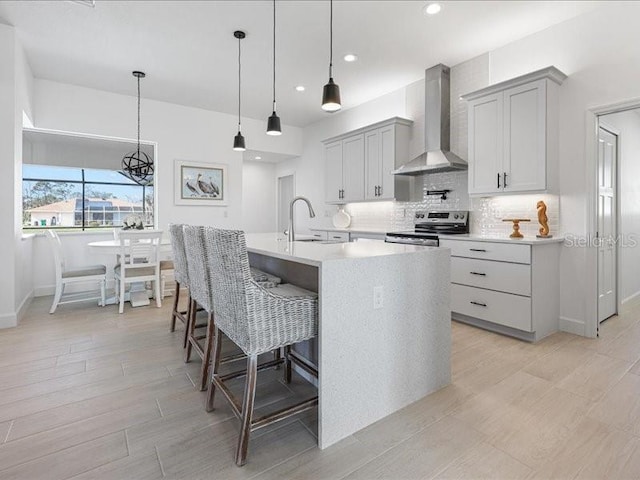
top-left (0, 1), bottom-right (603, 127)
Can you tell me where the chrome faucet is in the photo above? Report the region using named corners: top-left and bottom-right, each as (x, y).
top-left (288, 196), bottom-right (316, 242)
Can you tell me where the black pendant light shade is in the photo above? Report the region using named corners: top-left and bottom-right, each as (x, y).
top-left (322, 78), bottom-right (341, 112)
top-left (267, 111), bottom-right (282, 135)
top-left (233, 131), bottom-right (246, 151)
top-left (266, 0), bottom-right (282, 135)
top-left (322, 0), bottom-right (341, 112)
top-left (122, 71), bottom-right (154, 186)
top-left (233, 30), bottom-right (247, 151)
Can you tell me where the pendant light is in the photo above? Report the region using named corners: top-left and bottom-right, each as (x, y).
top-left (266, 0), bottom-right (282, 135)
top-left (122, 71), bottom-right (153, 186)
top-left (233, 30), bottom-right (247, 151)
top-left (321, 0), bottom-right (341, 112)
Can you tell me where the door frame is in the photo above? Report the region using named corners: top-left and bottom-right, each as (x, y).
top-left (586, 98), bottom-right (640, 337)
top-left (596, 122), bottom-right (621, 323)
top-left (275, 171), bottom-right (296, 234)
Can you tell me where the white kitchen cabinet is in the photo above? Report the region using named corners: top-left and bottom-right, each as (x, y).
top-left (342, 134), bottom-right (365, 203)
top-left (364, 124), bottom-right (397, 201)
top-left (463, 67), bottom-right (566, 196)
top-left (325, 140), bottom-right (344, 203)
top-left (441, 237), bottom-right (561, 342)
top-left (324, 134), bottom-right (364, 203)
top-left (323, 117), bottom-right (412, 204)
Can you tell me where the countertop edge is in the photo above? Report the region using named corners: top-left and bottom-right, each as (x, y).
top-left (438, 234), bottom-right (565, 245)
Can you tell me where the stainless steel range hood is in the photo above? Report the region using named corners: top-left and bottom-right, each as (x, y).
top-left (392, 64), bottom-right (467, 176)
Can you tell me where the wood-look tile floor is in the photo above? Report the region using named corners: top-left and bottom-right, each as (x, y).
top-left (2, 296), bottom-right (640, 479)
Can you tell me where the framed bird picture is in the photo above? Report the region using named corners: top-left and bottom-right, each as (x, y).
top-left (174, 160), bottom-right (228, 206)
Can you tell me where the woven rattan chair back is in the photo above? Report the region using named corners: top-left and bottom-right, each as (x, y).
top-left (168, 223), bottom-right (189, 288)
top-left (202, 228), bottom-right (251, 352)
top-left (182, 225), bottom-right (212, 313)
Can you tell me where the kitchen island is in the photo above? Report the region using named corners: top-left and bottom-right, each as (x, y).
top-left (245, 233), bottom-right (451, 449)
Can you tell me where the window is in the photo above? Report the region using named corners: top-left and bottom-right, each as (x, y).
top-left (23, 164), bottom-right (154, 230)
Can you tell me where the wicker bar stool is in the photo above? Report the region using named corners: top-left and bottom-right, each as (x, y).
top-left (182, 225), bottom-right (283, 391)
top-left (167, 224), bottom-right (191, 348)
top-left (203, 228), bottom-right (318, 467)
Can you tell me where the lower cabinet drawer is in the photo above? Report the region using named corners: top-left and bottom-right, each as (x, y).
top-left (440, 239), bottom-right (531, 264)
top-left (311, 231), bottom-right (328, 241)
top-left (327, 231), bottom-right (350, 242)
top-left (451, 284), bottom-right (532, 332)
top-left (451, 257), bottom-right (531, 296)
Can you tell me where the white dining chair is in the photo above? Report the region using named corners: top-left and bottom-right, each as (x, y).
top-left (46, 230), bottom-right (106, 314)
top-left (114, 230), bottom-right (163, 314)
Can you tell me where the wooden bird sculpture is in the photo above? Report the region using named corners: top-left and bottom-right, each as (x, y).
top-left (537, 200), bottom-right (550, 237)
top-left (197, 173), bottom-right (215, 197)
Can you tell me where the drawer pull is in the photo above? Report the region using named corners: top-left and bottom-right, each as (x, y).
top-left (470, 272), bottom-right (486, 276)
top-left (470, 301), bottom-right (487, 307)
top-left (469, 248), bottom-right (487, 252)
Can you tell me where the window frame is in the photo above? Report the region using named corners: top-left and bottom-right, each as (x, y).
top-left (23, 167), bottom-right (154, 231)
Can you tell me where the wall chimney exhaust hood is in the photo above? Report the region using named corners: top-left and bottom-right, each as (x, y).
top-left (392, 64), bottom-right (467, 176)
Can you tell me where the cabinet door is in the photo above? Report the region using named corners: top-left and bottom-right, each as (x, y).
top-left (468, 93), bottom-right (503, 195)
top-left (503, 80), bottom-right (546, 192)
top-left (379, 125), bottom-right (396, 200)
top-left (364, 130), bottom-right (380, 200)
top-left (325, 140), bottom-right (343, 203)
top-left (341, 134), bottom-right (365, 202)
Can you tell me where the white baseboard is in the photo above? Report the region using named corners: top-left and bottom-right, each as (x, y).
top-left (560, 316), bottom-right (586, 336)
top-left (621, 291), bottom-right (640, 312)
top-left (0, 290), bottom-right (34, 329)
top-left (0, 313), bottom-right (17, 329)
top-left (16, 290), bottom-right (33, 323)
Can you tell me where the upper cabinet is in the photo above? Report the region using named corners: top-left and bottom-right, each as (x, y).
top-left (323, 117), bottom-right (412, 204)
top-left (462, 67), bottom-right (566, 196)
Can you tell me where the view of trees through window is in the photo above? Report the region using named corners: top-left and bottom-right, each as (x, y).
top-left (23, 164), bottom-right (154, 230)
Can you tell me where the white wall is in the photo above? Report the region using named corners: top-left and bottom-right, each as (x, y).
top-left (601, 110), bottom-right (640, 306)
top-left (0, 24), bottom-right (36, 327)
top-left (26, 79), bottom-right (302, 298)
top-left (242, 160), bottom-right (277, 233)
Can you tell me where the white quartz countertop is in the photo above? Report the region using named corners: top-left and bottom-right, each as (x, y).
top-left (245, 233), bottom-right (440, 267)
top-left (438, 233), bottom-right (565, 245)
top-left (310, 227), bottom-right (389, 235)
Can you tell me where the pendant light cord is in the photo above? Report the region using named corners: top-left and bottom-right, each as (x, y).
top-left (272, 0), bottom-right (276, 111)
top-left (329, 0), bottom-right (333, 78)
top-left (136, 74), bottom-right (141, 157)
top-left (238, 34), bottom-right (242, 132)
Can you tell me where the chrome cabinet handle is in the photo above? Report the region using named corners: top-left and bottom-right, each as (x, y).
top-left (469, 248), bottom-right (487, 252)
top-left (497, 173), bottom-right (501, 189)
top-left (503, 172), bottom-right (508, 188)
top-left (378, 185), bottom-right (382, 196)
top-left (470, 301), bottom-right (487, 307)
top-left (470, 272), bottom-right (486, 276)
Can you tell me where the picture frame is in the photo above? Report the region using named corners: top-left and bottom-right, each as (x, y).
top-left (174, 160), bottom-right (228, 206)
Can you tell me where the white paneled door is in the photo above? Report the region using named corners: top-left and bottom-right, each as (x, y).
top-left (598, 126), bottom-right (618, 323)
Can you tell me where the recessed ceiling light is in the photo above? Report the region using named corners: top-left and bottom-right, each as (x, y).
top-left (424, 3), bottom-right (441, 15)
top-left (343, 53), bottom-right (358, 62)
top-left (295, 85), bottom-right (305, 92)
top-left (255, 156), bottom-right (262, 160)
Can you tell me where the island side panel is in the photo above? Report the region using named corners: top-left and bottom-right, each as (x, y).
top-left (318, 248), bottom-right (451, 449)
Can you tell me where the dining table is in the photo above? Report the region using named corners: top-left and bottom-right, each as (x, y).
top-left (87, 238), bottom-right (172, 308)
